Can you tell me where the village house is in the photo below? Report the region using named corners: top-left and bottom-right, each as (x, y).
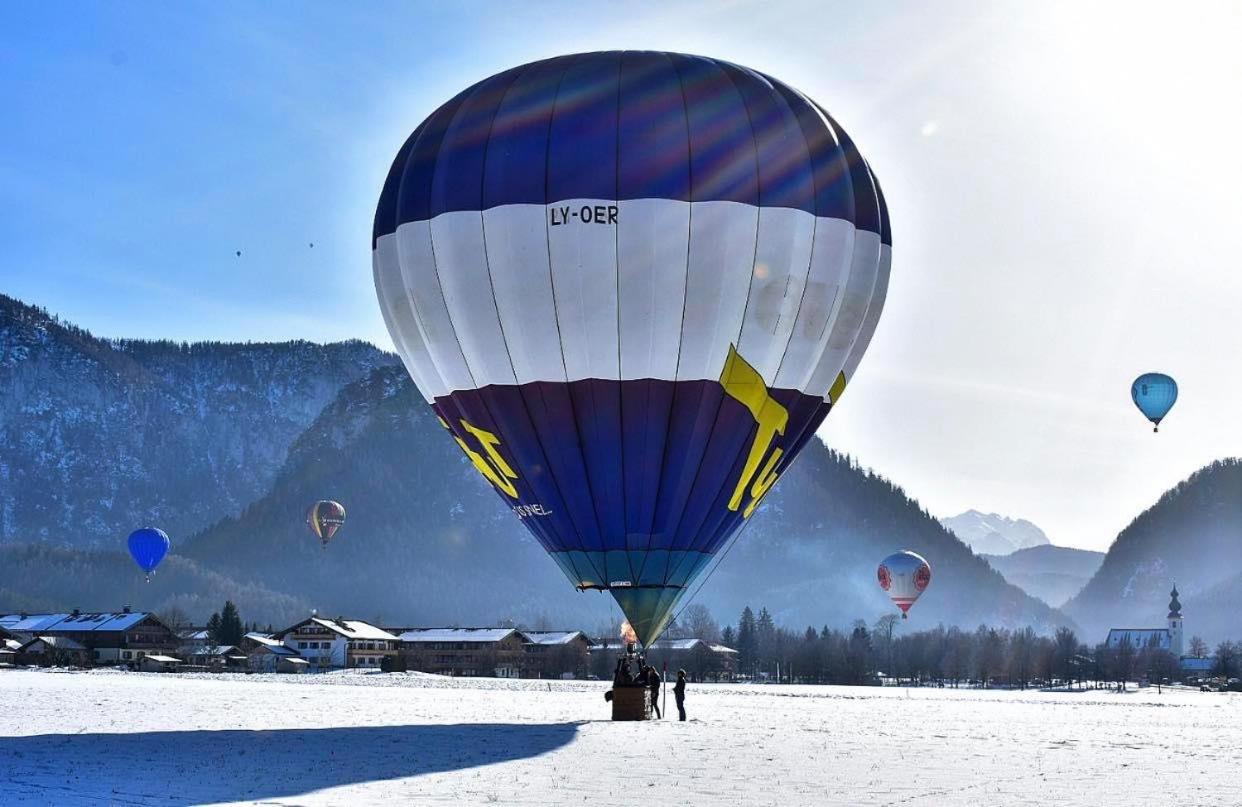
top-left (240, 632), bottom-right (307, 673)
top-left (271, 617), bottom-right (399, 670)
top-left (0, 609), bottom-right (178, 666)
top-left (398, 628), bottom-right (527, 677)
top-left (520, 631), bottom-right (594, 679)
top-left (14, 635), bottom-right (92, 667)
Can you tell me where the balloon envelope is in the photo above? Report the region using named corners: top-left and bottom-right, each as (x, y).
top-left (373, 51), bottom-right (891, 645)
top-left (307, 500), bottom-right (346, 546)
top-left (127, 528), bottom-right (170, 576)
top-left (1131, 373), bottom-right (1177, 430)
top-left (878, 550), bottom-right (931, 617)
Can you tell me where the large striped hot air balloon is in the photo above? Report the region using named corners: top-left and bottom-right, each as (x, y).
top-left (372, 51), bottom-right (891, 646)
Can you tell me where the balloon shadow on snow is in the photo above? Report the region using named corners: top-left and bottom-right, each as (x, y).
top-left (0, 721), bottom-right (580, 804)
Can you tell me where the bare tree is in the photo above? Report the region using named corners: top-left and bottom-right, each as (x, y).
top-left (1188, 635), bottom-right (1209, 658)
top-left (682, 604), bottom-right (721, 643)
top-left (1214, 640), bottom-right (1238, 679)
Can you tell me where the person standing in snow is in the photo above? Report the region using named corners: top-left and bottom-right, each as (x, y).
top-left (674, 669), bottom-right (687, 721)
top-left (646, 665), bottom-right (662, 718)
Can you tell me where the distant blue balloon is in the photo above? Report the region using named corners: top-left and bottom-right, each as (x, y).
top-left (1131, 373), bottom-right (1178, 432)
top-left (127, 527), bottom-right (170, 580)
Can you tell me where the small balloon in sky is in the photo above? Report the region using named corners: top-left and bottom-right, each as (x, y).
top-left (127, 527), bottom-right (170, 582)
top-left (235, 250), bottom-right (242, 257)
top-left (1131, 372), bottom-right (1178, 432)
top-left (878, 550), bottom-right (932, 619)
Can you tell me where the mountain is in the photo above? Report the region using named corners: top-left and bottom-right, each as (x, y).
top-left (0, 295), bottom-right (1072, 633)
top-left (982, 545), bottom-right (1104, 607)
top-left (940, 510), bottom-right (1052, 555)
top-left (0, 294), bottom-right (396, 547)
top-left (1063, 459), bottom-right (1242, 646)
top-left (179, 366), bottom-right (1070, 634)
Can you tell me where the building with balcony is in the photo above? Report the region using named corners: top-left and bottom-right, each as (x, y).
top-left (271, 617), bottom-right (399, 670)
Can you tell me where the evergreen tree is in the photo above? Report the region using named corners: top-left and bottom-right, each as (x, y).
top-left (737, 606), bottom-right (757, 677)
top-left (219, 601), bottom-right (243, 645)
top-left (206, 612), bottom-right (222, 645)
top-left (756, 607), bottom-right (776, 677)
top-left (720, 625), bottom-right (736, 649)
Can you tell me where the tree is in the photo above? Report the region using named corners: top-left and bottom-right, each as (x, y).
top-left (872, 613), bottom-right (899, 680)
top-left (219, 601), bottom-right (243, 645)
top-left (1053, 627), bottom-right (1079, 689)
top-left (720, 625), bottom-right (736, 649)
top-left (1214, 640), bottom-right (1238, 679)
top-left (206, 612), bottom-right (223, 646)
top-left (755, 608), bottom-right (776, 678)
top-left (158, 606), bottom-right (192, 637)
top-left (1189, 635), bottom-right (1209, 658)
top-left (682, 604), bottom-right (721, 643)
top-left (736, 607), bottom-right (757, 678)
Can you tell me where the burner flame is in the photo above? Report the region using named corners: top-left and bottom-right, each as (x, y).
top-left (619, 619), bottom-right (638, 645)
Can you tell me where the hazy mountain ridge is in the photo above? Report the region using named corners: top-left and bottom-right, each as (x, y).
top-left (0, 293), bottom-right (397, 547)
top-left (940, 510), bottom-right (1052, 555)
top-left (0, 295), bottom-right (1080, 632)
top-left (1064, 458), bottom-right (1242, 645)
top-left (983, 545), bottom-right (1105, 607)
top-left (180, 367), bottom-right (1071, 633)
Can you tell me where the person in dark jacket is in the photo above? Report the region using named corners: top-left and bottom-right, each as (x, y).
top-left (646, 666), bottom-right (662, 718)
top-left (674, 669), bottom-right (687, 721)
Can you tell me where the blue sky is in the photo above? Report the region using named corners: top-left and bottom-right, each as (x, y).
top-left (4, 2), bottom-right (1241, 549)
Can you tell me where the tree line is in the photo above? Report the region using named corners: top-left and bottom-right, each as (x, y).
top-left (667, 603), bottom-right (1240, 687)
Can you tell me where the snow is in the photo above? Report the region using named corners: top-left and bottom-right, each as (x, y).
top-left (400, 627), bottom-right (520, 643)
top-left (2, 669), bottom-right (1240, 805)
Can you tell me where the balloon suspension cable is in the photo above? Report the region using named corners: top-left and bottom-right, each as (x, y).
top-left (665, 511), bottom-right (762, 633)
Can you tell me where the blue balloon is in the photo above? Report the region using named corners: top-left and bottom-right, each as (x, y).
top-left (1131, 373), bottom-right (1178, 432)
top-left (127, 527), bottom-right (170, 580)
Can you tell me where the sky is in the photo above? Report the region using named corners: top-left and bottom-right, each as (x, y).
top-left (3, 1), bottom-right (1240, 551)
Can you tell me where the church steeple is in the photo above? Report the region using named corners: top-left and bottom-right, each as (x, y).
top-left (1168, 584), bottom-right (1182, 619)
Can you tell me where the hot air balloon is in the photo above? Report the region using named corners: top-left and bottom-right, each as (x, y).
top-left (877, 550), bottom-right (931, 618)
top-left (307, 500), bottom-right (346, 548)
top-left (1131, 372), bottom-right (1177, 432)
top-left (372, 52), bottom-right (891, 646)
top-left (127, 527), bottom-right (170, 582)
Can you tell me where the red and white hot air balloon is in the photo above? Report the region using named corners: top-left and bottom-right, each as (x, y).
top-left (877, 550), bottom-right (931, 618)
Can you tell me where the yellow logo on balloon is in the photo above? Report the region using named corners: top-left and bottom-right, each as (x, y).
top-left (719, 345), bottom-right (789, 518)
top-left (439, 416), bottom-right (520, 499)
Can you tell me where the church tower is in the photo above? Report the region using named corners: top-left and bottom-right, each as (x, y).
top-left (1167, 584), bottom-right (1184, 658)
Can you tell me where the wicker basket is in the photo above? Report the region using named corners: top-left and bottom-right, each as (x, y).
top-left (610, 685), bottom-right (652, 721)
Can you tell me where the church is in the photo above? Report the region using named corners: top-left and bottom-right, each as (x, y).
top-left (1104, 585), bottom-right (1213, 680)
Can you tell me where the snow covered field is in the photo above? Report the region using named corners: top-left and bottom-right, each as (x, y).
top-left (1, 669), bottom-right (1239, 806)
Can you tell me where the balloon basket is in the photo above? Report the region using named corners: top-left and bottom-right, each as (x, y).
top-left (609, 684), bottom-right (653, 721)
top-left (606, 646), bottom-right (654, 721)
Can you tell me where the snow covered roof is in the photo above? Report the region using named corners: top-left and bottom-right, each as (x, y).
top-left (282, 657), bottom-right (309, 665)
top-left (244, 634), bottom-right (298, 656)
top-left (20, 635), bottom-right (88, 651)
top-left (274, 618), bottom-right (398, 641)
top-left (0, 614), bottom-right (71, 632)
top-left (521, 631), bottom-right (592, 646)
top-left (0, 612), bottom-right (156, 633)
top-left (309, 618), bottom-right (398, 641)
top-left (595, 637), bottom-right (738, 654)
top-left (400, 628), bottom-right (520, 643)
top-left (3, 638), bottom-right (21, 651)
top-left (144, 655), bottom-right (180, 663)
top-left (179, 629), bottom-right (210, 641)
top-left (1106, 629), bottom-right (1171, 650)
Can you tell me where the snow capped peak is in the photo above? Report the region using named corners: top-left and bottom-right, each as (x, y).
top-left (940, 510), bottom-right (1052, 556)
